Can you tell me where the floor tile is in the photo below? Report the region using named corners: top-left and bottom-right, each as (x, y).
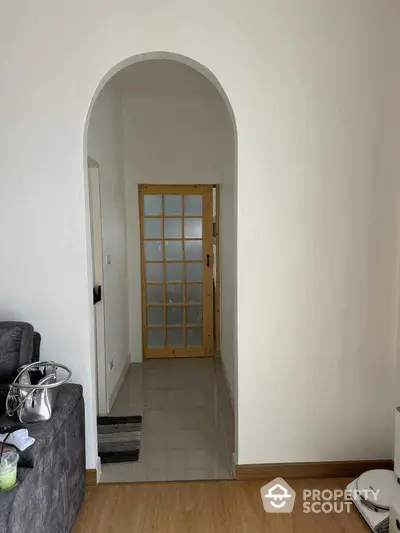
top-left (187, 449), bottom-right (207, 469)
top-left (147, 451), bottom-right (167, 469)
top-left (166, 429), bottom-right (187, 449)
top-left (100, 358), bottom-right (233, 484)
top-left (166, 449), bottom-right (187, 470)
top-left (147, 469), bottom-right (168, 481)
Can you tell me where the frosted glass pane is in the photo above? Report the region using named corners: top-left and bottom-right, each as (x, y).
top-left (164, 195), bottom-right (182, 216)
top-left (164, 218), bottom-right (182, 239)
top-left (146, 285), bottom-right (164, 304)
top-left (185, 262), bottom-right (202, 282)
top-left (167, 328), bottom-right (184, 347)
top-left (167, 306), bottom-right (183, 325)
top-left (187, 327), bottom-right (203, 347)
top-left (145, 241), bottom-right (162, 261)
top-left (165, 241), bottom-right (183, 261)
top-left (185, 240), bottom-right (202, 260)
top-left (144, 195), bottom-right (162, 216)
top-left (186, 284), bottom-right (202, 304)
top-left (147, 328), bottom-right (164, 348)
top-left (186, 306), bottom-right (202, 325)
top-left (184, 218), bottom-right (202, 238)
top-left (167, 284), bottom-right (183, 304)
top-left (145, 263), bottom-right (163, 282)
top-left (147, 307), bottom-right (163, 326)
top-left (144, 218), bottom-right (162, 239)
top-left (184, 195), bottom-right (202, 216)
top-left (166, 263), bottom-right (183, 282)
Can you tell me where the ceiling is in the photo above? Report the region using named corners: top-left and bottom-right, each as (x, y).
top-left (113, 59), bottom-right (222, 99)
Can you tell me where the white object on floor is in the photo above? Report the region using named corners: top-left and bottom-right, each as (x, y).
top-left (348, 470), bottom-right (400, 533)
top-left (0, 429), bottom-right (35, 451)
top-left (390, 497), bottom-right (400, 532)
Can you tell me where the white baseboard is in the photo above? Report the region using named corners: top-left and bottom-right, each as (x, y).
top-left (214, 357), bottom-right (236, 476)
top-left (221, 358), bottom-right (235, 413)
top-left (109, 360), bottom-right (130, 411)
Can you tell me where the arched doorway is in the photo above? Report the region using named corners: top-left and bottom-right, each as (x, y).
top-left (84, 53), bottom-right (237, 482)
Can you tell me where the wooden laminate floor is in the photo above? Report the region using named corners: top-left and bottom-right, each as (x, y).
top-left (73, 478), bottom-right (371, 533)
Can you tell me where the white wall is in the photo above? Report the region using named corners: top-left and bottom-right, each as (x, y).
top-left (87, 79), bottom-right (130, 406)
top-left (381, 3), bottom-right (400, 410)
top-left (0, 0), bottom-right (399, 468)
top-left (122, 86), bottom-right (236, 396)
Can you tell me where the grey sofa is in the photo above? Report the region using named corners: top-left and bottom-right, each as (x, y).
top-left (0, 322), bottom-right (85, 533)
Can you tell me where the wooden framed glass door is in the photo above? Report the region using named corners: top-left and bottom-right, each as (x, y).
top-left (139, 185), bottom-right (213, 358)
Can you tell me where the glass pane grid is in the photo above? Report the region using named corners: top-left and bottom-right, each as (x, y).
top-left (167, 327), bottom-right (184, 347)
top-left (185, 219), bottom-right (202, 239)
top-left (144, 218), bottom-right (162, 239)
top-left (145, 302), bottom-right (206, 307)
top-left (147, 306), bottom-right (163, 326)
top-left (184, 195), bottom-right (203, 216)
top-left (183, 222), bottom-right (186, 347)
top-left (186, 306), bottom-right (203, 325)
top-left (144, 195), bottom-right (162, 216)
top-left (164, 218), bottom-right (183, 239)
top-left (164, 324), bottom-right (203, 329)
top-left (147, 328), bottom-right (164, 348)
top-left (144, 237), bottom-right (202, 241)
top-left (144, 241), bottom-right (163, 261)
top-left (187, 327), bottom-right (203, 347)
top-left (167, 306), bottom-right (183, 325)
top-left (143, 214), bottom-right (203, 218)
top-left (164, 194), bottom-right (182, 216)
top-left (166, 262), bottom-right (183, 282)
top-left (142, 191), bottom-right (206, 351)
top-left (144, 281), bottom-right (203, 285)
top-left (144, 259), bottom-right (202, 263)
top-left (147, 324), bottom-right (202, 327)
top-left (161, 214), bottom-right (167, 347)
top-left (145, 263), bottom-right (163, 282)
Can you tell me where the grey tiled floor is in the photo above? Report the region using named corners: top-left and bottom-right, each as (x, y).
top-left (100, 358), bottom-right (232, 483)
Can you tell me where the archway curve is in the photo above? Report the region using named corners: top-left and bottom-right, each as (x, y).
top-left (83, 51), bottom-right (238, 471)
top-left (83, 51), bottom-right (237, 144)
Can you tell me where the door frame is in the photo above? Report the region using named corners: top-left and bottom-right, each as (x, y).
top-left (88, 157), bottom-right (108, 414)
top-left (138, 184), bottom-right (214, 359)
top-left (213, 185), bottom-right (221, 354)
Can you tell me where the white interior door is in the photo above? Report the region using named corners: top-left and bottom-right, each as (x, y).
top-left (88, 160), bottom-right (108, 415)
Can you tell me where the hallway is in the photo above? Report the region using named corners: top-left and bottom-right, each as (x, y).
top-left (100, 358), bottom-right (233, 482)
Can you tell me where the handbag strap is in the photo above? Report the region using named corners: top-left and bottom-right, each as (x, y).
top-left (10, 361), bottom-right (55, 386)
top-left (9, 361), bottom-right (72, 391)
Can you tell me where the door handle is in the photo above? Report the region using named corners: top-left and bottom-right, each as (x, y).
top-left (93, 285), bottom-right (102, 305)
top-left (206, 254), bottom-right (210, 267)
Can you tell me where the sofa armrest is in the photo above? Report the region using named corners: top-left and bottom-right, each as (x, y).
top-left (0, 322), bottom-right (34, 382)
top-left (0, 384), bottom-right (9, 416)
